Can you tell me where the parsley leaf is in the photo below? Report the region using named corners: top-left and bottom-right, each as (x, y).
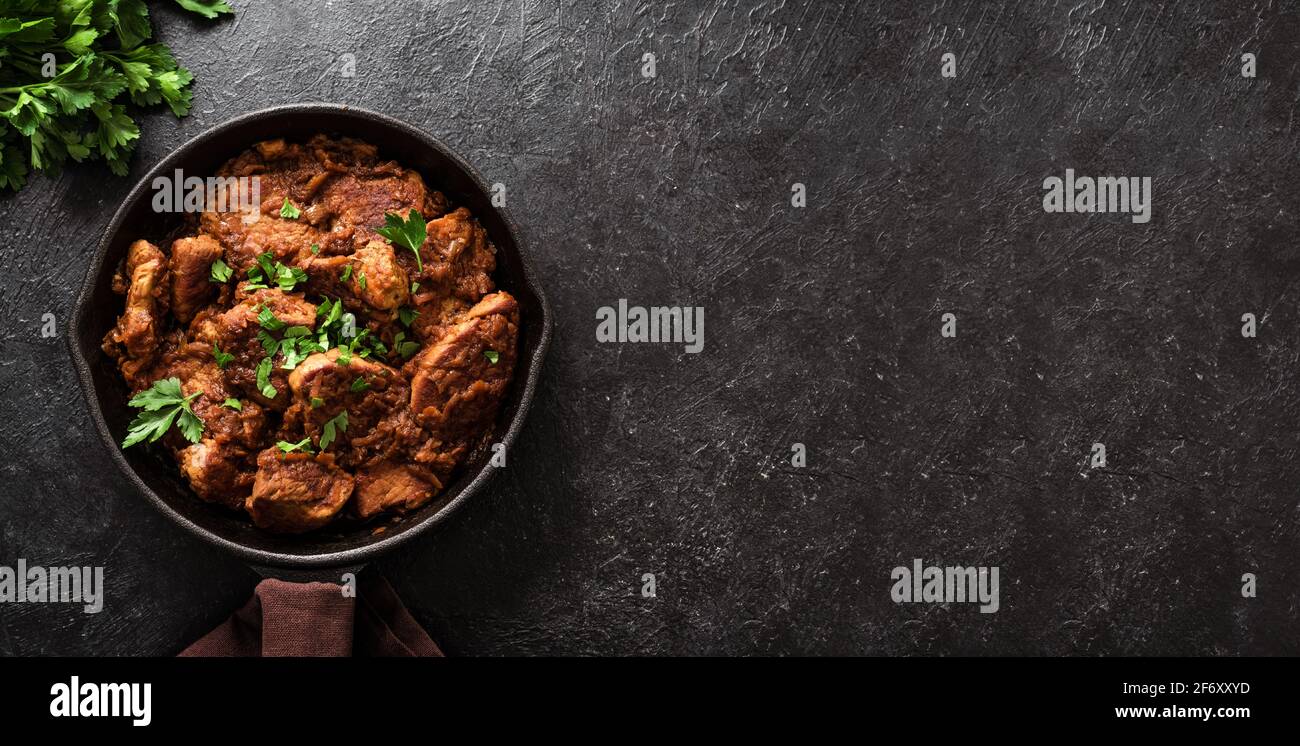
top-left (209, 258), bottom-right (233, 283)
top-left (319, 410), bottom-right (349, 450)
top-left (350, 376), bottom-right (370, 393)
top-left (397, 307), bottom-right (419, 327)
top-left (275, 264), bottom-right (308, 292)
top-left (310, 243), bottom-right (320, 255)
top-left (257, 305), bottom-right (285, 331)
top-left (173, 1), bottom-right (235, 21)
top-left (221, 398), bottom-right (242, 411)
top-left (121, 377), bottom-right (204, 448)
top-left (392, 331), bottom-right (420, 360)
top-left (484, 350), bottom-right (500, 365)
top-left (212, 343), bottom-right (234, 369)
top-left (255, 357), bottom-right (277, 398)
top-left (276, 438), bottom-right (313, 454)
top-left (279, 198), bottom-right (300, 219)
top-left (376, 209), bottom-right (426, 272)
top-left (310, 397), bottom-right (325, 409)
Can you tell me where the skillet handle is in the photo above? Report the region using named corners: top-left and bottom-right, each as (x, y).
top-left (249, 563), bottom-right (367, 584)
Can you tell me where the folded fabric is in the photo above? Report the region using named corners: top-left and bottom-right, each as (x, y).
top-left (180, 574), bottom-right (442, 657)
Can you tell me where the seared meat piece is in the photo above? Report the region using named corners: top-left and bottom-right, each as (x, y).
top-left (103, 240), bottom-right (168, 388)
top-left (143, 343), bottom-right (269, 508)
top-left (169, 235), bottom-right (224, 324)
top-left (302, 241), bottom-right (409, 320)
top-left (350, 240), bottom-right (409, 312)
top-left (408, 208), bottom-right (497, 342)
top-left (408, 292), bottom-right (519, 480)
top-left (211, 289), bottom-right (317, 408)
top-left (422, 208), bottom-right (497, 301)
top-left (283, 349), bottom-right (407, 466)
top-left (179, 441), bottom-right (256, 510)
top-left (354, 462), bottom-right (440, 519)
top-left (247, 449), bottom-right (354, 533)
top-left (200, 135), bottom-right (438, 264)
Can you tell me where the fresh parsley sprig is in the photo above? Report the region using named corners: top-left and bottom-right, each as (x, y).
top-left (0, 1), bottom-right (232, 191)
top-left (121, 377), bottom-right (204, 448)
top-left (376, 209), bottom-right (426, 272)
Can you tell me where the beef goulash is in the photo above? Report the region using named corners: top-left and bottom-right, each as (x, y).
top-left (103, 135), bottom-right (520, 533)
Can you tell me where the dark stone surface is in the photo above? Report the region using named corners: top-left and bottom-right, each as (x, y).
top-left (1, 0), bottom-right (1297, 655)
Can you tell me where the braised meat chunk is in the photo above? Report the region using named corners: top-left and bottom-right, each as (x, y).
top-left (103, 135), bottom-right (520, 533)
top-left (103, 239), bottom-right (169, 389)
top-left (169, 235), bottom-right (224, 323)
top-left (409, 292), bottom-right (519, 481)
top-left (247, 450), bottom-right (354, 533)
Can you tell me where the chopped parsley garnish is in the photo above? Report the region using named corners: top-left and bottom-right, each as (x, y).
top-left (276, 438), bottom-right (313, 454)
top-left (276, 265), bottom-right (308, 292)
top-left (257, 329), bottom-right (279, 354)
top-left (310, 397), bottom-right (325, 409)
top-left (376, 209), bottom-right (427, 272)
top-left (392, 331), bottom-right (420, 360)
top-left (245, 251), bottom-right (307, 292)
top-left (209, 258), bottom-right (233, 283)
top-left (257, 305), bottom-right (286, 331)
top-left (310, 243), bottom-right (320, 255)
top-left (484, 350), bottom-right (500, 365)
top-left (319, 410), bottom-right (349, 450)
top-left (221, 398), bottom-right (242, 411)
top-left (312, 296), bottom-right (387, 365)
top-left (255, 357), bottom-right (277, 399)
top-left (350, 377), bottom-right (370, 393)
top-left (279, 199), bottom-right (300, 219)
top-left (212, 344), bottom-right (234, 369)
top-left (121, 378), bottom-right (204, 448)
top-left (397, 307), bottom-right (419, 327)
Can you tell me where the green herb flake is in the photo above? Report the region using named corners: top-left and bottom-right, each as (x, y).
top-left (484, 350), bottom-right (500, 365)
top-left (209, 258), bottom-right (233, 283)
top-left (276, 438), bottom-right (313, 454)
top-left (221, 398), bottom-right (242, 411)
top-left (319, 410), bottom-right (349, 450)
top-left (279, 198), bottom-right (300, 219)
top-left (257, 305), bottom-right (285, 331)
top-left (397, 307), bottom-right (419, 327)
top-left (310, 397), bottom-right (324, 409)
top-left (255, 357), bottom-right (277, 399)
top-left (350, 377), bottom-right (370, 393)
top-left (212, 343), bottom-right (234, 369)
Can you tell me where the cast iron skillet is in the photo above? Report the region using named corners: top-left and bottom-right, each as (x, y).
top-left (69, 104), bottom-right (551, 575)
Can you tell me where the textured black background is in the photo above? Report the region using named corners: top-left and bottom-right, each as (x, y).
top-left (1, 0), bottom-right (1297, 655)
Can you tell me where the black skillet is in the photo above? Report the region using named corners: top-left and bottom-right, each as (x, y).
top-left (68, 104), bottom-right (552, 580)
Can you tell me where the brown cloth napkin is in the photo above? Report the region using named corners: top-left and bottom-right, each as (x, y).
top-left (180, 574), bottom-right (443, 657)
